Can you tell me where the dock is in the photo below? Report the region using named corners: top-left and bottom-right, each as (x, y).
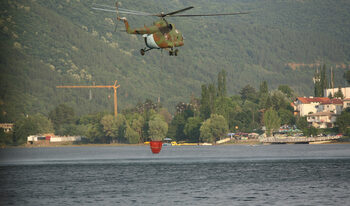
top-left (259, 136), bottom-right (341, 144)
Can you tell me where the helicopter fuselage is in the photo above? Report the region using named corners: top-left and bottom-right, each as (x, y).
top-left (120, 18), bottom-right (184, 54)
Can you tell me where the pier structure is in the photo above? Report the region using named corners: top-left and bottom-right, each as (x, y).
top-left (260, 135), bottom-right (341, 144)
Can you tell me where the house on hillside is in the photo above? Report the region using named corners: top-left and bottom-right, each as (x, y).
top-left (318, 98), bottom-right (343, 114)
top-left (0, 123), bottom-right (14, 133)
top-left (307, 112), bottom-right (337, 128)
top-left (343, 98), bottom-right (350, 109)
top-left (293, 97), bottom-right (343, 128)
top-left (325, 87), bottom-right (350, 98)
top-left (293, 97), bottom-right (329, 116)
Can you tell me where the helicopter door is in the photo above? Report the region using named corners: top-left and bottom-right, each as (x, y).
top-left (143, 34), bottom-right (160, 49)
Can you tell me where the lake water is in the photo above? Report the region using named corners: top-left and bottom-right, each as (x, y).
top-left (0, 144), bottom-right (349, 205)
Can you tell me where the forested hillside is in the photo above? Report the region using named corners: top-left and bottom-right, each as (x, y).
top-left (1, 0), bottom-right (350, 121)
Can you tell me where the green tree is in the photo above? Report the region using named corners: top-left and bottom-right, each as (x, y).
top-left (167, 113), bottom-right (186, 141)
top-left (344, 70), bottom-right (350, 85)
top-left (125, 126), bottom-right (140, 144)
top-left (141, 109), bottom-right (157, 139)
top-left (217, 69), bottom-right (227, 97)
top-left (49, 104), bottom-right (76, 133)
top-left (336, 108), bottom-right (350, 133)
top-left (168, 101), bottom-right (194, 142)
top-left (200, 83), bottom-right (217, 120)
top-left (214, 96), bottom-right (236, 122)
top-left (296, 116), bottom-right (308, 131)
top-left (259, 93), bottom-right (271, 110)
top-left (200, 84), bottom-right (211, 119)
top-left (263, 108), bottom-right (281, 136)
top-left (208, 83), bottom-right (217, 115)
top-left (321, 64), bottom-right (328, 96)
top-left (13, 114), bottom-right (54, 145)
top-left (271, 91), bottom-right (292, 111)
top-left (314, 69), bottom-right (323, 97)
top-left (158, 108), bottom-right (172, 124)
top-left (242, 100), bottom-right (259, 130)
top-left (314, 65), bottom-right (328, 97)
top-left (239, 85), bottom-right (258, 103)
top-left (78, 112), bottom-right (107, 143)
top-left (295, 116), bottom-right (318, 137)
top-left (200, 114), bottom-right (228, 143)
top-left (278, 108), bottom-right (295, 125)
top-left (0, 130), bottom-right (13, 146)
top-left (278, 85), bottom-right (294, 99)
top-left (259, 81), bottom-right (269, 96)
top-left (56, 124), bottom-right (80, 136)
top-left (149, 115), bottom-right (168, 141)
top-left (128, 113), bottom-right (144, 142)
top-left (334, 86), bottom-right (344, 99)
top-left (100, 114), bottom-right (127, 143)
top-left (184, 116), bottom-right (202, 143)
top-left (86, 123), bottom-right (105, 143)
top-left (303, 126), bottom-right (319, 137)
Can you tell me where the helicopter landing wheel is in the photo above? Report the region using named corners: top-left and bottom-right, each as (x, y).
top-left (140, 49), bottom-right (145, 56)
top-left (174, 49), bottom-right (179, 56)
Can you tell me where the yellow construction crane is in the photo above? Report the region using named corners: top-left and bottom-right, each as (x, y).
top-left (56, 80), bottom-right (120, 117)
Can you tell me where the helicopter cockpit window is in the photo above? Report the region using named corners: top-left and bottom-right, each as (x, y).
top-left (160, 24), bottom-right (173, 34)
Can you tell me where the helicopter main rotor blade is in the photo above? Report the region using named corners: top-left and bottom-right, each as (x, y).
top-left (92, 4), bottom-right (249, 18)
top-left (158, 6), bottom-right (194, 17)
top-left (92, 3), bottom-right (116, 9)
top-left (92, 3), bottom-right (152, 14)
top-left (168, 12), bottom-right (249, 17)
top-left (92, 7), bottom-right (155, 16)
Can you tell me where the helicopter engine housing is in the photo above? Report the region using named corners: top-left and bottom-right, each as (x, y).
top-left (143, 34), bottom-right (160, 49)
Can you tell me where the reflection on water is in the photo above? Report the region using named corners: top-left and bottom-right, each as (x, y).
top-left (0, 144), bottom-right (349, 205)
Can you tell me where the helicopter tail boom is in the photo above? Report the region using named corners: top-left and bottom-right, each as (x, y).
top-left (117, 17), bottom-right (159, 35)
top-left (114, 1), bottom-right (156, 35)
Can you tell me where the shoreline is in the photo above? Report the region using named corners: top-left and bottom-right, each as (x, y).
top-left (1, 139), bottom-right (349, 149)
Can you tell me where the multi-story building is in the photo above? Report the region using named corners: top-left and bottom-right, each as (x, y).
top-left (343, 98), bottom-right (350, 109)
top-left (318, 98), bottom-right (343, 114)
top-left (293, 97), bottom-right (329, 116)
top-left (293, 97), bottom-right (343, 128)
top-left (325, 87), bottom-right (350, 98)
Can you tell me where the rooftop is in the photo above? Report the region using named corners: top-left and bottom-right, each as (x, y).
top-left (296, 97), bottom-right (343, 104)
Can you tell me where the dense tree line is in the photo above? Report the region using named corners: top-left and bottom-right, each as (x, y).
top-left (4, 69), bottom-right (350, 146)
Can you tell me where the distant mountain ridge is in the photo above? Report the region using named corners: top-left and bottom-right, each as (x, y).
top-left (0, 0), bottom-right (349, 121)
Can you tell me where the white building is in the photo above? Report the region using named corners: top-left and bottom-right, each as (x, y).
top-left (343, 98), bottom-right (350, 109)
top-left (325, 87), bottom-right (350, 98)
top-left (293, 97), bottom-right (330, 116)
top-left (318, 98), bottom-right (343, 115)
top-left (0, 123), bottom-right (14, 133)
top-left (27, 135), bottom-right (82, 144)
top-left (307, 112), bottom-right (337, 128)
top-left (293, 97), bottom-right (343, 128)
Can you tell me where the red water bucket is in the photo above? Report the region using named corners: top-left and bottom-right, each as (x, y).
top-left (150, 141), bottom-right (163, 154)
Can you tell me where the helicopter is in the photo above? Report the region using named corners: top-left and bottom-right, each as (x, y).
top-left (92, 2), bottom-right (248, 56)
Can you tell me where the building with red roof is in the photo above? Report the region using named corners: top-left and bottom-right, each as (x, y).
top-left (294, 97), bottom-right (343, 128)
